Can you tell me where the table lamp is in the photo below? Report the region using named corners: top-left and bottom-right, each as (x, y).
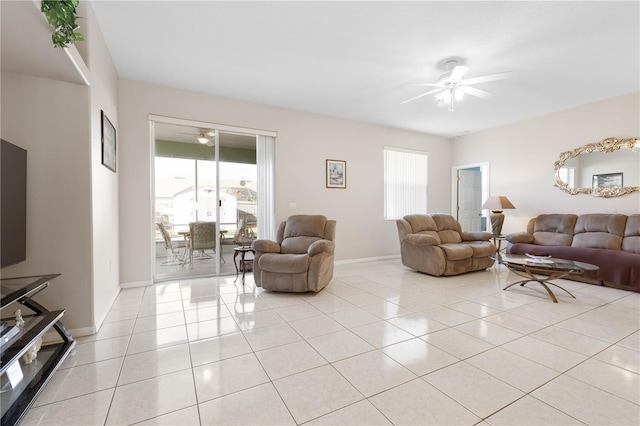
top-left (481, 196), bottom-right (515, 236)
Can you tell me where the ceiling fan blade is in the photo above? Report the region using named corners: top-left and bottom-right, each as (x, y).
top-left (462, 86), bottom-right (494, 99)
top-left (462, 71), bottom-right (512, 85)
top-left (410, 83), bottom-right (442, 88)
top-left (450, 65), bottom-right (469, 81)
top-left (401, 88), bottom-right (442, 104)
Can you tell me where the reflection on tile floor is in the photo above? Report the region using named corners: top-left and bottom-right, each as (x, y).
top-left (24, 259), bottom-right (640, 425)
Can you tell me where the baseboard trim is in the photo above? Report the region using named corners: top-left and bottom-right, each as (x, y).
top-left (335, 255), bottom-right (400, 265)
top-left (121, 279), bottom-right (153, 289)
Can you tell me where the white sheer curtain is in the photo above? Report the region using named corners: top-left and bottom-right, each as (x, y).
top-left (257, 135), bottom-right (276, 240)
top-left (384, 146), bottom-right (429, 220)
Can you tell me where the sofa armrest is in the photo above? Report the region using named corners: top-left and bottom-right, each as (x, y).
top-left (404, 233), bottom-right (440, 246)
top-left (252, 239), bottom-right (281, 253)
top-left (506, 232), bottom-right (533, 244)
top-left (461, 231), bottom-right (492, 241)
top-left (308, 240), bottom-right (335, 256)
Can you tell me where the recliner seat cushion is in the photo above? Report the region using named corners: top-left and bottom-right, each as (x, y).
top-left (259, 253), bottom-right (310, 274)
top-left (439, 243), bottom-right (473, 260)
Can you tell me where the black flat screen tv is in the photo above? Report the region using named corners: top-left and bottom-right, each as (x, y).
top-left (1, 139), bottom-right (27, 268)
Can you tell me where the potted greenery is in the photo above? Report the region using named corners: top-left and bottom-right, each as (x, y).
top-left (41, 0), bottom-right (84, 48)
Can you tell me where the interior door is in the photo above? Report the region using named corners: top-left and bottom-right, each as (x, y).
top-left (457, 168), bottom-right (483, 232)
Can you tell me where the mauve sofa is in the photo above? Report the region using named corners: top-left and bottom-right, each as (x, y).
top-left (397, 213), bottom-right (496, 276)
top-left (506, 213), bottom-right (640, 292)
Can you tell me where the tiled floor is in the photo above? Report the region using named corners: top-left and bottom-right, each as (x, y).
top-left (23, 259), bottom-right (640, 425)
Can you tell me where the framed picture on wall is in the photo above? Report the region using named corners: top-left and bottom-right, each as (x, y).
top-left (101, 110), bottom-right (116, 172)
top-left (592, 172), bottom-right (622, 189)
top-left (326, 159), bottom-right (346, 188)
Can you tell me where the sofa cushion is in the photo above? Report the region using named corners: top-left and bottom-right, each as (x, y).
top-left (466, 241), bottom-right (496, 257)
top-left (439, 243), bottom-right (473, 260)
top-left (623, 214), bottom-right (640, 254)
top-left (405, 214), bottom-right (437, 233)
top-left (572, 214), bottom-right (625, 250)
top-left (532, 214), bottom-right (577, 246)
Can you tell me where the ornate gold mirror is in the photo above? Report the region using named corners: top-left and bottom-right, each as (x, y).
top-left (554, 137), bottom-right (640, 197)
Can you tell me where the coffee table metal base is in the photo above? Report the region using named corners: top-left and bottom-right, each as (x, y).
top-left (503, 265), bottom-right (576, 303)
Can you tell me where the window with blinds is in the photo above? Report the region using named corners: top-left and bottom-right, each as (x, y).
top-left (383, 146), bottom-right (428, 220)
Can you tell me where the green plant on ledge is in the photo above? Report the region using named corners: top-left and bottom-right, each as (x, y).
top-left (41, 0), bottom-right (84, 48)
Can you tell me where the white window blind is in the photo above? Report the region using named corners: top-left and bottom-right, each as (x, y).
top-left (384, 146), bottom-right (428, 220)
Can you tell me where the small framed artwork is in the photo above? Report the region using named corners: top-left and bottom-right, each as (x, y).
top-left (101, 110), bottom-right (116, 172)
top-left (326, 159), bottom-right (346, 189)
top-left (592, 172), bottom-right (622, 189)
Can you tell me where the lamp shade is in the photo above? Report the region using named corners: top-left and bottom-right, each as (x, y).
top-left (481, 196), bottom-right (515, 212)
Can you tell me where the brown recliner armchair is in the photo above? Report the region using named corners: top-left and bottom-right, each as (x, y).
top-left (252, 215), bottom-right (336, 292)
top-left (397, 213), bottom-right (495, 276)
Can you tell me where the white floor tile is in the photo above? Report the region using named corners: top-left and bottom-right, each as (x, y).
top-left (189, 331), bottom-right (252, 366)
top-left (484, 395), bottom-right (584, 425)
top-left (423, 362), bottom-right (524, 418)
top-left (289, 314), bottom-right (345, 338)
top-left (382, 338), bottom-right (459, 376)
top-left (369, 378), bottom-right (480, 425)
top-left (241, 322), bottom-right (303, 351)
top-left (199, 383), bottom-right (295, 425)
top-left (118, 343), bottom-right (191, 385)
top-left (466, 347), bottom-right (559, 392)
top-left (186, 316), bottom-right (240, 341)
top-left (454, 319), bottom-right (523, 345)
top-left (21, 389), bottom-right (113, 426)
top-left (567, 358), bottom-right (640, 404)
top-left (307, 329), bottom-right (375, 362)
top-left (333, 350), bottom-right (416, 397)
top-left (350, 320), bottom-right (414, 348)
top-left (328, 307), bottom-right (381, 328)
top-left (386, 312), bottom-right (448, 337)
top-left (127, 325), bottom-right (188, 355)
top-left (33, 358), bottom-right (121, 406)
top-left (132, 406), bottom-right (200, 425)
top-left (532, 375), bottom-right (640, 425)
top-left (232, 309), bottom-right (285, 331)
top-left (193, 353), bottom-right (270, 402)
top-left (133, 311), bottom-right (186, 334)
top-left (105, 369), bottom-right (197, 425)
top-left (307, 400), bottom-right (392, 425)
top-left (422, 328), bottom-right (494, 359)
top-left (501, 336), bottom-right (587, 372)
top-left (273, 365), bottom-right (363, 424)
top-left (531, 325), bottom-right (611, 356)
top-left (61, 336), bottom-right (129, 368)
top-left (255, 340), bottom-right (327, 380)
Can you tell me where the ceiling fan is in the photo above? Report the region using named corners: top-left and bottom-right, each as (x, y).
top-left (196, 130), bottom-right (216, 146)
top-left (402, 60), bottom-right (512, 111)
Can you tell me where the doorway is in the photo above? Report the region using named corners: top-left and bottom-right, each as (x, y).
top-left (152, 121), bottom-right (259, 282)
top-left (452, 162), bottom-right (489, 232)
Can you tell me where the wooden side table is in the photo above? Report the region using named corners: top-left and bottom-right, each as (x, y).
top-left (233, 246), bottom-right (255, 285)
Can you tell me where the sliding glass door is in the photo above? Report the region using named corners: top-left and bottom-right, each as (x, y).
top-left (153, 122), bottom-right (258, 282)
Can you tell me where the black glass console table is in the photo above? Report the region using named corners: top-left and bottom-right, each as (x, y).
top-left (1, 274), bottom-right (75, 426)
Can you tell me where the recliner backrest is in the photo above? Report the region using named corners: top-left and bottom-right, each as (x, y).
top-left (431, 214), bottom-right (463, 244)
top-left (279, 215), bottom-right (332, 254)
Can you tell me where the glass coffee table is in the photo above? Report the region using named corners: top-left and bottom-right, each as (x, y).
top-left (497, 254), bottom-right (599, 303)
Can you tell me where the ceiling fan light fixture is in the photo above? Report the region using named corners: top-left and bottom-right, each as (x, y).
top-left (197, 134), bottom-right (209, 144)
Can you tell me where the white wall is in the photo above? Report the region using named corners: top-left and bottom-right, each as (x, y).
top-left (118, 80), bottom-right (452, 285)
top-left (1, 1), bottom-right (120, 335)
top-left (453, 92), bottom-right (640, 235)
top-left (1, 72), bottom-right (93, 332)
top-left (86, 2), bottom-right (121, 330)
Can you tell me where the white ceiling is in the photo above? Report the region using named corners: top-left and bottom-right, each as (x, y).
top-left (91, 2), bottom-right (639, 137)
